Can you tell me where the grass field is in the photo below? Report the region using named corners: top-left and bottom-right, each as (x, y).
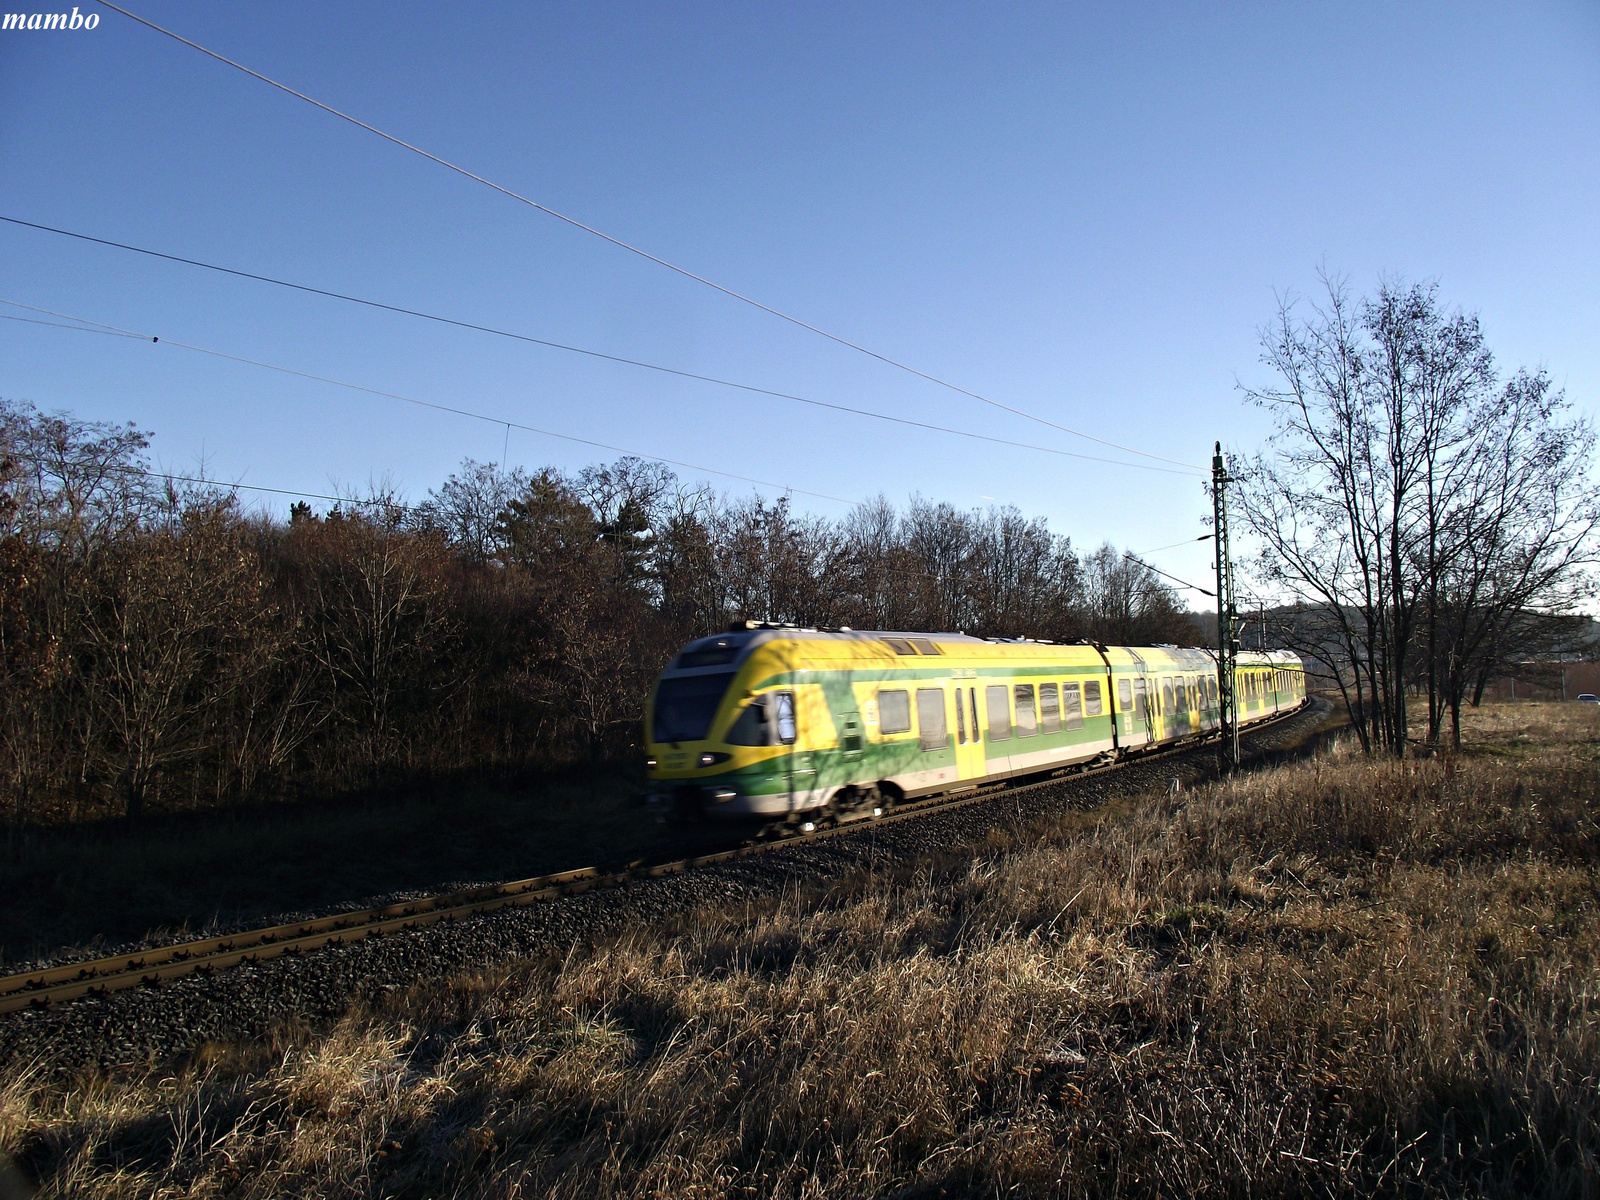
top-left (4, 701), bottom-right (1599, 1197)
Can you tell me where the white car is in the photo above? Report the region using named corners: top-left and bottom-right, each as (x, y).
top-left (1577, 694), bottom-right (1599, 705)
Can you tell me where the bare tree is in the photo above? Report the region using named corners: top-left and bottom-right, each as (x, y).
top-left (1238, 274), bottom-right (1596, 754)
top-left (416, 458), bottom-right (527, 565)
top-left (80, 497), bottom-right (266, 819)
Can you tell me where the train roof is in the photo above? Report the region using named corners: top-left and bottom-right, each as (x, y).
top-left (665, 625), bottom-right (1302, 676)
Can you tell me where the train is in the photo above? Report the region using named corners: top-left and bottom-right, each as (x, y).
top-left (645, 622), bottom-right (1307, 822)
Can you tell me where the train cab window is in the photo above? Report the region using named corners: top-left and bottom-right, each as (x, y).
top-left (652, 671), bottom-right (736, 744)
top-left (969, 689), bottom-right (981, 744)
top-left (884, 638), bottom-right (917, 655)
top-left (917, 689), bottom-right (949, 751)
top-left (1134, 678), bottom-right (1148, 718)
top-left (1161, 679), bottom-right (1174, 715)
top-left (724, 696), bottom-right (770, 745)
top-left (1062, 682), bottom-right (1084, 730)
top-left (773, 691), bottom-right (797, 745)
top-left (955, 689), bottom-right (967, 744)
top-left (909, 638), bottom-right (941, 655)
top-left (1084, 680), bottom-right (1103, 716)
top-left (1039, 683), bottom-right (1061, 734)
top-left (1118, 678), bottom-right (1133, 711)
top-left (1014, 685), bottom-right (1037, 737)
top-left (878, 689), bottom-right (912, 734)
top-left (985, 685), bottom-right (1012, 740)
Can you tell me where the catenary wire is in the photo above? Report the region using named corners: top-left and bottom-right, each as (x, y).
top-left (3, 302), bottom-right (1202, 605)
top-left (2, 442), bottom-right (1193, 613)
top-left (0, 217), bottom-right (1200, 478)
top-left (92, 1), bottom-right (1203, 472)
top-left (1123, 551), bottom-right (1214, 597)
top-left (4, 450), bottom-right (426, 513)
top-left (1132, 533), bottom-right (1213, 558)
top-left (0, 300), bottom-right (856, 506)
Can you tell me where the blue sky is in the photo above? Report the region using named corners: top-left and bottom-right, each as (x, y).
top-left (2, 1), bottom-right (1596, 599)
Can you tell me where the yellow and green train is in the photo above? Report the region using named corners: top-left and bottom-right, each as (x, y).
top-left (645, 624), bottom-right (1307, 820)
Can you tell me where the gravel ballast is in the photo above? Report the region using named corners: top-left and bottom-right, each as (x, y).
top-left (2, 702), bottom-right (1333, 1076)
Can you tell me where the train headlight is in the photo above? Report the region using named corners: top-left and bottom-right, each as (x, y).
top-left (698, 751), bottom-right (731, 767)
top-left (712, 787), bottom-right (738, 802)
top-left (645, 757), bottom-right (657, 769)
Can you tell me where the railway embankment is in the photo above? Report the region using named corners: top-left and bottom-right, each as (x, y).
top-left (10, 700), bottom-right (1596, 1195)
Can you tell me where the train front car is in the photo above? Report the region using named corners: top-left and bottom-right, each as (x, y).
top-left (644, 627), bottom-right (816, 820)
top-left (645, 625), bottom-right (985, 822)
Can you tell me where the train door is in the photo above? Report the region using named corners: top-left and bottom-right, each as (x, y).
top-left (952, 685), bottom-right (987, 783)
top-left (775, 691), bottom-right (816, 810)
top-left (982, 682), bottom-right (1014, 777)
top-left (1106, 649), bottom-right (1154, 751)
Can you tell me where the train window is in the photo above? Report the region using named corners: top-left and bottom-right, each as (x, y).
top-left (1175, 680), bottom-right (1188, 714)
top-left (724, 696), bottom-right (770, 745)
top-left (879, 689), bottom-right (912, 734)
top-left (1134, 678), bottom-right (1148, 718)
top-left (917, 689), bottom-right (948, 751)
top-left (652, 671), bottom-right (736, 744)
top-left (675, 644), bottom-right (740, 669)
top-left (969, 689), bottom-right (981, 744)
top-left (1118, 678), bottom-right (1133, 710)
top-left (955, 688), bottom-right (967, 744)
top-left (985, 685), bottom-right (1012, 740)
top-left (909, 638), bottom-right (941, 655)
top-left (773, 691), bottom-right (797, 745)
top-left (1014, 685), bottom-right (1037, 737)
top-left (1085, 680), bottom-right (1103, 716)
top-left (884, 638), bottom-right (917, 656)
top-left (1161, 679), bottom-right (1174, 715)
top-left (1039, 683), bottom-right (1061, 734)
top-left (1062, 682), bottom-right (1084, 730)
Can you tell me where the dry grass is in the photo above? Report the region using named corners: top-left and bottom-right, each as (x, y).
top-left (5, 702), bottom-right (1600, 1197)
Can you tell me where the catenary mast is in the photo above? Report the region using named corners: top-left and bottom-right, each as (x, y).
top-left (1212, 441), bottom-right (1240, 767)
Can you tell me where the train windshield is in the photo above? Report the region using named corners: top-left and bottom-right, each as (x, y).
top-left (652, 672), bottom-right (735, 744)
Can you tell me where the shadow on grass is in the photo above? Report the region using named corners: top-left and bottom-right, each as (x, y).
top-left (0, 765), bottom-right (723, 967)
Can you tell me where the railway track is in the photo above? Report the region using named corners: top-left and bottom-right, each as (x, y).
top-left (0, 700), bottom-right (1328, 1016)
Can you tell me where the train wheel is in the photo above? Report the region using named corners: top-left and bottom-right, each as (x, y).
top-left (861, 784), bottom-right (887, 818)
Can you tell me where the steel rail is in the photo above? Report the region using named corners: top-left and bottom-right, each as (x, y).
top-left (0, 700), bottom-right (1321, 1015)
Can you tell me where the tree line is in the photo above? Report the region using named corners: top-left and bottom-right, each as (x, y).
top-left (1237, 275), bottom-right (1598, 753)
top-left (0, 400), bottom-right (1196, 825)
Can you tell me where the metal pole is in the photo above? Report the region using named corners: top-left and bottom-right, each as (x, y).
top-left (1213, 441), bottom-right (1240, 768)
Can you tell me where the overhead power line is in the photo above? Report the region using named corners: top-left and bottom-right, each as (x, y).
top-left (1132, 533), bottom-right (1213, 557)
top-left (3, 449), bottom-right (1193, 616)
top-left (5, 450), bottom-right (425, 513)
top-left (0, 216), bottom-right (1198, 477)
top-left (0, 300), bottom-right (855, 506)
top-left (1123, 551), bottom-right (1214, 597)
top-left (94, 0), bottom-right (1202, 473)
